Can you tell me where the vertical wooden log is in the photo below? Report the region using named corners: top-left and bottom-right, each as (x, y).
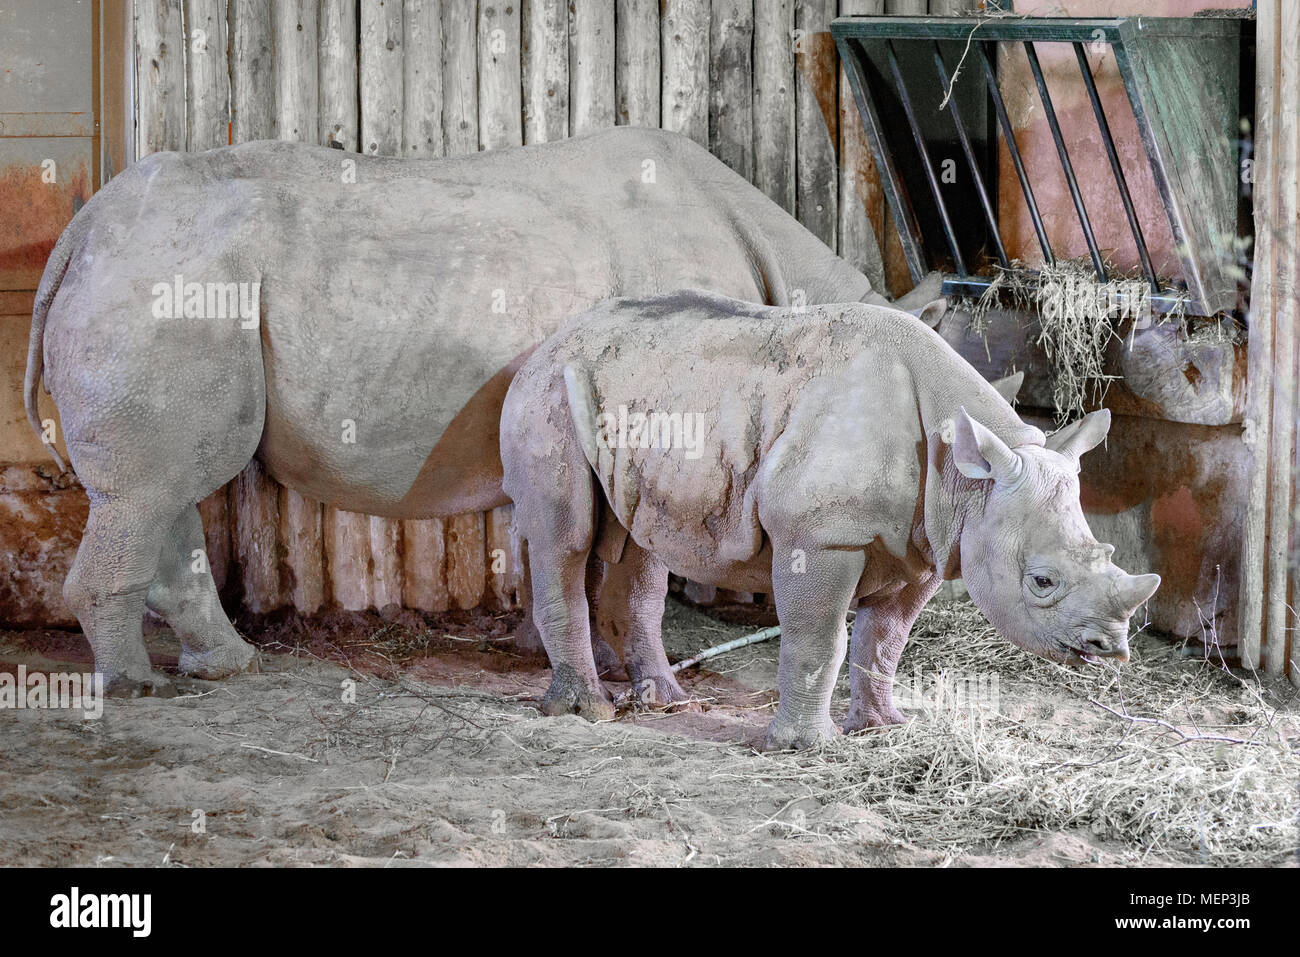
top-left (134, 0), bottom-right (185, 156)
top-left (570, 0), bottom-right (616, 134)
top-left (485, 505), bottom-right (521, 608)
top-left (228, 0), bottom-right (275, 142)
top-left (325, 506), bottom-right (374, 610)
top-left (272, 0), bottom-right (319, 142)
top-left (184, 0), bottom-right (229, 151)
top-left (279, 488), bottom-right (326, 614)
top-left (197, 490), bottom-right (232, 594)
top-left (837, 0), bottom-right (886, 292)
top-left (523, 0), bottom-right (569, 143)
top-left (232, 460), bottom-right (284, 613)
top-left (709, 0), bottom-right (754, 180)
top-left (369, 515), bottom-right (404, 609)
top-left (319, 0), bottom-right (359, 149)
top-left (794, 0), bottom-right (838, 250)
top-left (1241, 0), bottom-right (1300, 686)
top-left (442, 0), bottom-right (480, 156)
top-left (661, 0), bottom-right (711, 145)
top-left (478, 0), bottom-right (523, 150)
top-left (753, 0), bottom-right (796, 213)
top-left (445, 512), bottom-right (486, 610)
top-left (615, 0), bottom-right (659, 127)
top-left (360, 0), bottom-right (404, 155)
top-left (402, 518), bottom-right (451, 612)
top-left (403, 0), bottom-right (444, 156)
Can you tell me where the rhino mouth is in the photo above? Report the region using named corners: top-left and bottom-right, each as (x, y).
top-left (1055, 639), bottom-right (1103, 665)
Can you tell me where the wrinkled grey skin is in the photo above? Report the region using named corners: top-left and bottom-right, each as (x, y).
top-left (501, 291), bottom-right (1161, 750)
top-left (27, 126), bottom-right (939, 695)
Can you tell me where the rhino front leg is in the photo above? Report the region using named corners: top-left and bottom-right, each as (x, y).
top-left (763, 546), bottom-right (865, 750)
top-left (843, 576), bottom-right (940, 732)
top-left (599, 540), bottom-right (692, 709)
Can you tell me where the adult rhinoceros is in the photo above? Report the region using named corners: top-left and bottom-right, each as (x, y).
top-left (26, 126), bottom-right (936, 694)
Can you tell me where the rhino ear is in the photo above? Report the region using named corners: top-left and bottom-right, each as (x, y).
top-left (991, 370), bottom-right (1024, 406)
top-left (953, 407), bottom-right (1022, 485)
top-left (1047, 408), bottom-right (1111, 462)
top-left (911, 298), bottom-right (948, 329)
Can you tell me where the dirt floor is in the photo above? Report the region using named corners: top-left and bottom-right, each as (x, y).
top-left (0, 595), bottom-right (1296, 867)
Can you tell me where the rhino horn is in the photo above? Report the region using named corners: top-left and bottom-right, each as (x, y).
top-left (1112, 573), bottom-right (1161, 617)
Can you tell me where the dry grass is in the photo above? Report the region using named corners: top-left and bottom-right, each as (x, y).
top-left (743, 599), bottom-right (1299, 865)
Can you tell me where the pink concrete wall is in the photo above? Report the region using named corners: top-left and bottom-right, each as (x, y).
top-left (998, 0), bottom-right (1250, 275)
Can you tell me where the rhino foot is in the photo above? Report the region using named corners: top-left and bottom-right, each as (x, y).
top-left (540, 666), bottom-right (615, 722)
top-left (761, 714), bottom-right (841, 752)
top-left (628, 668), bottom-right (698, 712)
top-left (103, 671), bottom-right (178, 699)
top-left (592, 636), bottom-right (629, 682)
top-left (178, 637), bottom-right (259, 680)
top-left (842, 705), bottom-right (909, 734)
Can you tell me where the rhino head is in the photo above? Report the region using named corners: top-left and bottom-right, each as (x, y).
top-left (952, 406), bottom-right (1160, 665)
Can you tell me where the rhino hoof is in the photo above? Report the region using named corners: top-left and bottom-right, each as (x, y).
top-left (761, 715), bottom-right (840, 752)
top-left (842, 707), bottom-right (908, 734)
top-left (103, 671), bottom-right (177, 699)
top-left (541, 672), bottom-right (615, 722)
top-left (628, 670), bottom-right (698, 712)
top-left (178, 638), bottom-right (259, 680)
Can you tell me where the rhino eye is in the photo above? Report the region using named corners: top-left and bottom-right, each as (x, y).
top-left (1033, 575), bottom-right (1054, 590)
top-left (1026, 573), bottom-right (1059, 599)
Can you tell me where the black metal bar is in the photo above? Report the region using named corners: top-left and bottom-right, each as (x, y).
top-left (1023, 40), bottom-right (1106, 280)
top-left (941, 275), bottom-right (1189, 316)
top-left (1073, 42), bottom-right (1158, 291)
top-left (836, 37), bottom-right (927, 284)
top-left (883, 39), bottom-right (968, 276)
top-left (978, 41), bottom-right (1053, 265)
top-left (932, 42), bottom-right (1008, 269)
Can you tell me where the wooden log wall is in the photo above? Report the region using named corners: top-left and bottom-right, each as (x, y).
top-left (1239, 0), bottom-right (1299, 686)
top-left (130, 0), bottom-right (945, 619)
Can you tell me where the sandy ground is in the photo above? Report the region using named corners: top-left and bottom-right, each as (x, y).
top-left (0, 596), bottom-right (1296, 867)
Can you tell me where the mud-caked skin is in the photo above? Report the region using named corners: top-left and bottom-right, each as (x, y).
top-left (501, 291), bottom-right (1161, 749)
top-left (27, 127), bottom-right (941, 695)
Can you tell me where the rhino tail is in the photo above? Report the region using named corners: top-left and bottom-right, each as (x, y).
top-left (561, 364), bottom-right (606, 474)
top-left (24, 212), bottom-right (86, 474)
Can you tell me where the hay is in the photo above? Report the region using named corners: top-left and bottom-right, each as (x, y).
top-left (741, 599), bottom-right (1300, 865)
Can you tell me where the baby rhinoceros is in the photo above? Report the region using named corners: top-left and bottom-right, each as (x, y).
top-left (500, 290), bottom-right (1160, 750)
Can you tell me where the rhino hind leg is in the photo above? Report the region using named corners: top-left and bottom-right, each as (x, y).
top-left (598, 541), bottom-right (693, 711)
top-left (531, 546), bottom-right (615, 721)
top-left (63, 495), bottom-right (180, 697)
top-left (147, 505), bottom-right (258, 680)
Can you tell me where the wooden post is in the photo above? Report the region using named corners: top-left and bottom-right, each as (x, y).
top-left (279, 488), bottom-right (326, 614)
top-left (272, 1), bottom-right (318, 142)
top-left (709, 0), bottom-right (754, 180)
top-left (661, 0), bottom-right (710, 145)
top-left (403, 0), bottom-right (444, 156)
top-left (325, 505), bottom-right (373, 611)
top-left (615, 0), bottom-right (659, 127)
top-left (1240, 0), bottom-right (1300, 686)
top-left (794, 0), bottom-right (838, 251)
top-left (319, 0), bottom-right (359, 149)
top-left (837, 0), bottom-right (886, 292)
top-left (361, 0), bottom-right (404, 155)
top-left (232, 459), bottom-right (284, 613)
top-left (402, 518), bottom-right (450, 612)
top-left (134, 0), bottom-right (185, 156)
top-left (228, 0), bottom-right (274, 142)
top-left (753, 0), bottom-right (796, 213)
top-left (184, 0), bottom-right (229, 150)
top-left (446, 512), bottom-right (486, 610)
top-left (570, 0), bottom-right (616, 134)
top-left (478, 0), bottom-right (523, 150)
top-left (442, 0), bottom-right (480, 157)
top-left (523, 0), bottom-right (569, 143)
